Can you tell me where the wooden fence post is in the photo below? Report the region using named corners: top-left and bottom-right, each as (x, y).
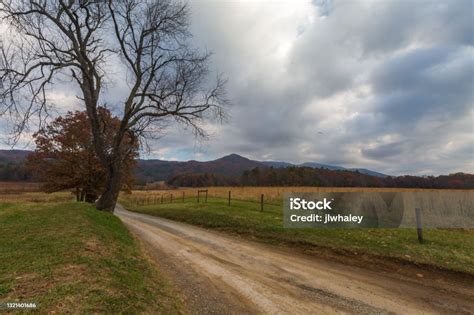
top-left (228, 191), bottom-right (231, 206)
top-left (415, 208), bottom-right (423, 243)
top-left (260, 194), bottom-right (264, 212)
top-left (182, 191), bottom-right (185, 202)
top-left (197, 189), bottom-right (208, 203)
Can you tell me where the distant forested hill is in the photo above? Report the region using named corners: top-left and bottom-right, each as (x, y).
top-left (0, 150), bottom-right (35, 181)
top-left (0, 150), bottom-right (472, 189)
top-left (0, 150), bottom-right (31, 165)
top-left (169, 167), bottom-right (474, 189)
top-left (135, 154), bottom-right (262, 183)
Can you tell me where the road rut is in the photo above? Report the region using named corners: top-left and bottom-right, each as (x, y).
top-left (115, 205), bottom-right (473, 314)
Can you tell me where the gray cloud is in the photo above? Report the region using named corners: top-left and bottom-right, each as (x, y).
top-left (362, 141), bottom-right (406, 160)
top-left (186, 0), bottom-right (474, 175)
top-left (1, 0), bottom-right (472, 175)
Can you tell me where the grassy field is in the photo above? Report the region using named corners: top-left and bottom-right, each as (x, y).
top-left (0, 182), bottom-right (42, 193)
top-left (0, 192), bottom-right (73, 203)
top-left (129, 186), bottom-right (472, 205)
top-left (121, 193), bottom-right (474, 275)
top-left (0, 197), bottom-right (182, 314)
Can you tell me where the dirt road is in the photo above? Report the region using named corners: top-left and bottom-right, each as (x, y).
top-left (115, 205), bottom-right (474, 314)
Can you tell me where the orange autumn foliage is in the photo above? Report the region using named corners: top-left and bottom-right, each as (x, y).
top-left (27, 108), bottom-right (138, 202)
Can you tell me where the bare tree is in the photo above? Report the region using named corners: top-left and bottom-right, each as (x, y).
top-left (0, 0), bottom-right (228, 211)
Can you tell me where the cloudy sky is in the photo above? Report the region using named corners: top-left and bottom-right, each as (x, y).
top-left (1, 0), bottom-right (473, 175)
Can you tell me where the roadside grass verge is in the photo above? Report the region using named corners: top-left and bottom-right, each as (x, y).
top-left (0, 201), bottom-right (181, 314)
top-left (120, 197), bottom-right (474, 275)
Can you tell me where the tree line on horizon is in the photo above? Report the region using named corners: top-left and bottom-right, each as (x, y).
top-left (1, 153), bottom-right (473, 192)
top-left (1, 109), bottom-right (472, 193)
top-left (167, 168), bottom-right (474, 189)
top-left (1, 142), bottom-right (473, 192)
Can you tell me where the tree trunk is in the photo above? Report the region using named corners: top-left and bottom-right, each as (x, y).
top-left (85, 192), bottom-right (98, 203)
top-left (96, 163), bottom-right (123, 212)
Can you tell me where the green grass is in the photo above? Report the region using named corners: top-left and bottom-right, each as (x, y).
top-left (0, 201), bottom-right (182, 314)
top-left (121, 197), bottom-right (474, 274)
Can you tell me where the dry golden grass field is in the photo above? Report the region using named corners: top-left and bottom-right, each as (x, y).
top-left (128, 186), bottom-right (473, 204)
top-left (0, 191), bottom-right (73, 203)
top-left (0, 182), bottom-right (42, 193)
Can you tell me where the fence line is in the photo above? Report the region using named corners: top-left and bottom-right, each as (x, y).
top-left (124, 189), bottom-right (436, 242)
top-left (127, 189), bottom-right (283, 212)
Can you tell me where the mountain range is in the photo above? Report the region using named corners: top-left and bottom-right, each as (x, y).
top-left (0, 149), bottom-right (31, 164)
top-left (137, 153), bottom-right (388, 182)
top-left (0, 149), bottom-right (387, 183)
